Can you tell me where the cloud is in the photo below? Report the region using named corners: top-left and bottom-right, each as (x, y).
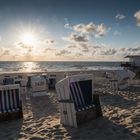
top-left (79, 43), bottom-right (91, 52)
top-left (67, 44), bottom-right (77, 49)
top-left (64, 23), bottom-right (73, 29)
top-left (45, 39), bottom-right (55, 45)
top-left (64, 33), bottom-right (89, 42)
top-left (134, 10), bottom-right (140, 26)
top-left (16, 42), bottom-right (33, 50)
top-left (64, 22), bottom-right (109, 38)
top-left (2, 50), bottom-right (10, 56)
top-left (92, 50), bottom-right (96, 56)
top-left (101, 48), bottom-right (117, 55)
top-left (73, 22), bottom-right (108, 37)
top-left (56, 49), bottom-right (71, 56)
top-left (127, 46), bottom-right (140, 52)
top-left (0, 48), bottom-right (18, 60)
top-left (64, 18), bottom-right (73, 29)
top-left (75, 53), bottom-right (83, 57)
top-left (95, 24), bottom-right (108, 37)
top-left (115, 14), bottom-right (126, 20)
top-left (43, 47), bottom-right (56, 53)
top-left (65, 43), bottom-right (103, 54)
top-left (118, 46), bottom-right (140, 57)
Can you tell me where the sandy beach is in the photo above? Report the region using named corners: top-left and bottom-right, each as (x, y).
top-left (0, 76), bottom-right (140, 140)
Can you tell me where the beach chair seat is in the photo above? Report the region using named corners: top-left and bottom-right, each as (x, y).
top-left (0, 84), bottom-right (23, 121)
top-left (56, 74), bottom-right (102, 127)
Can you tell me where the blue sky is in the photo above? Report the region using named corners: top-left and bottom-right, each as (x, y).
top-left (0, 0), bottom-right (140, 61)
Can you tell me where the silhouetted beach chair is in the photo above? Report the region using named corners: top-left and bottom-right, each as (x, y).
top-left (56, 74), bottom-right (102, 127)
top-left (0, 84), bottom-right (23, 121)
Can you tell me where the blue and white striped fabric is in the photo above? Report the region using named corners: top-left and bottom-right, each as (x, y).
top-left (0, 89), bottom-right (21, 113)
top-left (70, 80), bottom-right (94, 111)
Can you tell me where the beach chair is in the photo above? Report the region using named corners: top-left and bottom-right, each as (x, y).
top-left (106, 70), bottom-right (136, 90)
top-left (15, 79), bottom-right (28, 95)
top-left (3, 77), bottom-right (14, 85)
top-left (29, 76), bottom-right (47, 96)
top-left (0, 84), bottom-right (23, 121)
top-left (56, 74), bottom-right (102, 127)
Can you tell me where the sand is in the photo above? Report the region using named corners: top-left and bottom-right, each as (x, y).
top-left (0, 78), bottom-right (140, 140)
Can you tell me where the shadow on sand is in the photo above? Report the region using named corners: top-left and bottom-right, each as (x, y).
top-left (64, 117), bottom-right (140, 140)
top-left (101, 92), bottom-right (138, 109)
top-left (30, 90), bottom-right (59, 118)
top-left (0, 119), bottom-right (23, 139)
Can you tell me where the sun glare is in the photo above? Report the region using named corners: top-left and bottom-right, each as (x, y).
top-left (21, 32), bottom-right (36, 45)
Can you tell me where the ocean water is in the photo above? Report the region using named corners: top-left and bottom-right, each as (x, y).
top-left (0, 61), bottom-right (123, 72)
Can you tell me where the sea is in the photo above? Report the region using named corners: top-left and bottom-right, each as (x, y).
top-left (0, 61), bottom-right (124, 73)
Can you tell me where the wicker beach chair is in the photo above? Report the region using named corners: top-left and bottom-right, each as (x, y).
top-left (28, 76), bottom-right (48, 96)
top-left (106, 70), bottom-right (136, 91)
top-left (0, 84), bottom-right (23, 121)
top-left (15, 79), bottom-right (28, 95)
top-left (56, 74), bottom-right (102, 127)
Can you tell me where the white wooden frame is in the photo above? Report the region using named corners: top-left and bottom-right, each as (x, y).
top-left (56, 74), bottom-right (98, 127)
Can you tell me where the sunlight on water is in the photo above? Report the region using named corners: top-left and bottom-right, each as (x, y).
top-left (0, 61), bottom-right (122, 73)
top-left (21, 62), bottom-right (38, 72)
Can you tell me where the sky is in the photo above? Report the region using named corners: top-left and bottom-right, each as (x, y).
top-left (0, 0), bottom-right (140, 61)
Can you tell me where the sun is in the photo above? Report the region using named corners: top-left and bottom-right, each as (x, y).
top-left (21, 32), bottom-right (36, 45)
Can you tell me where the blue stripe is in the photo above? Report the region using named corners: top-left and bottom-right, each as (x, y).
top-left (75, 82), bottom-right (85, 106)
top-left (0, 91), bottom-right (2, 113)
top-left (11, 89), bottom-right (16, 110)
top-left (3, 90), bottom-right (8, 112)
top-left (7, 90), bottom-right (12, 112)
top-left (15, 89), bottom-right (20, 109)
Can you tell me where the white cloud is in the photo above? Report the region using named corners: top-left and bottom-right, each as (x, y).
top-left (43, 47), bottom-right (56, 53)
top-left (63, 33), bottom-right (89, 42)
top-left (45, 39), bottom-right (54, 45)
top-left (115, 14), bottom-right (126, 20)
top-left (64, 23), bottom-right (73, 29)
top-left (95, 24), bottom-right (107, 37)
top-left (1, 50), bottom-right (10, 56)
top-left (75, 53), bottom-right (83, 57)
top-left (56, 49), bottom-right (71, 56)
top-left (1, 43), bottom-right (140, 61)
top-left (73, 22), bottom-right (108, 37)
top-left (64, 18), bottom-right (73, 29)
top-left (134, 10), bottom-right (140, 26)
top-left (64, 22), bottom-right (109, 38)
top-left (60, 42), bottom-right (140, 60)
top-left (101, 48), bottom-right (117, 55)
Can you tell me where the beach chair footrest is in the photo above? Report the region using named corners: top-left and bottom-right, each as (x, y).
top-left (0, 110), bottom-right (23, 122)
top-left (76, 106), bottom-right (97, 126)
